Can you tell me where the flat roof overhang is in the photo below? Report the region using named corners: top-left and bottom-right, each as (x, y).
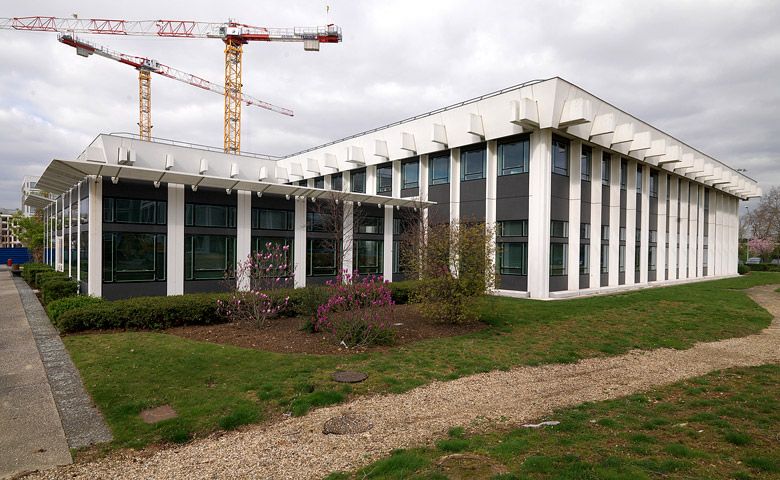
top-left (23, 193), bottom-right (53, 209)
top-left (37, 159), bottom-right (435, 209)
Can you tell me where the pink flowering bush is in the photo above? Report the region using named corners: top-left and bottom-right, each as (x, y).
top-left (748, 237), bottom-right (775, 260)
top-left (218, 242), bottom-right (293, 328)
top-left (314, 271), bottom-right (395, 348)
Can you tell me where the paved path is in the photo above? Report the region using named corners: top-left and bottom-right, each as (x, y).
top-left (27, 285), bottom-right (780, 480)
top-left (0, 272), bottom-right (71, 479)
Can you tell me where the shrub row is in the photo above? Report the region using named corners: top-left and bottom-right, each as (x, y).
top-left (51, 280), bottom-right (422, 333)
top-left (22, 263), bottom-right (52, 287)
top-left (743, 263), bottom-right (780, 272)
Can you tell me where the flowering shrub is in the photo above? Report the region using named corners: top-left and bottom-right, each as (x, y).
top-left (219, 242), bottom-right (293, 328)
top-left (314, 271), bottom-right (395, 348)
top-left (748, 237), bottom-right (775, 260)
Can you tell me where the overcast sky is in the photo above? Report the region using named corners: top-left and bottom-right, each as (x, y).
top-left (1, 0), bottom-right (778, 210)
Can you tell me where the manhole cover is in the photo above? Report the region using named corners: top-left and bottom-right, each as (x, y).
top-left (139, 404), bottom-right (178, 424)
top-left (436, 453), bottom-right (509, 479)
top-left (332, 370), bottom-right (368, 383)
top-left (323, 413), bottom-right (373, 435)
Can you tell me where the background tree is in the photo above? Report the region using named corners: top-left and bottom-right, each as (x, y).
top-left (744, 186), bottom-right (780, 244)
top-left (748, 237), bottom-right (775, 261)
top-left (11, 210), bottom-right (44, 262)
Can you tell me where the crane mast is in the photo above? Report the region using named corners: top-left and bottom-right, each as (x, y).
top-left (2, 16), bottom-right (342, 153)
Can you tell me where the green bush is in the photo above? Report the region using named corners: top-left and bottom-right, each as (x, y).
top-left (22, 263), bottom-right (52, 286)
top-left (744, 263), bottom-right (780, 272)
top-left (738, 263), bottom-right (750, 275)
top-left (55, 293), bottom-right (231, 333)
top-left (40, 276), bottom-right (78, 304)
top-left (387, 280), bottom-right (423, 304)
top-left (36, 270), bottom-right (67, 287)
top-left (288, 285), bottom-right (329, 317)
top-left (46, 296), bottom-right (105, 323)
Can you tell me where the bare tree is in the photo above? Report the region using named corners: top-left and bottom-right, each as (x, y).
top-left (745, 186), bottom-right (780, 243)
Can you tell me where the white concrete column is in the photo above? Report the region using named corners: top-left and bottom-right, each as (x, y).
top-left (624, 160), bottom-right (637, 286)
top-left (678, 180), bottom-right (689, 279)
top-left (486, 140), bottom-right (498, 282)
top-left (87, 177), bottom-right (102, 297)
top-left (419, 155), bottom-right (429, 202)
top-left (236, 190), bottom-right (252, 291)
top-left (588, 148), bottom-right (602, 289)
top-left (639, 165), bottom-right (650, 284)
top-left (656, 172), bottom-right (668, 282)
top-left (706, 189), bottom-right (716, 276)
top-left (392, 160), bottom-right (401, 198)
top-left (324, 174), bottom-right (332, 190)
top-left (55, 196), bottom-right (62, 272)
top-left (294, 196), bottom-right (307, 287)
top-left (383, 206), bottom-right (393, 281)
top-left (729, 196), bottom-right (738, 274)
top-left (668, 177), bottom-right (679, 281)
top-left (166, 183), bottom-right (185, 296)
top-left (449, 148), bottom-right (461, 224)
top-left (528, 129), bottom-right (552, 299)
top-left (696, 188), bottom-right (707, 278)
top-left (608, 156), bottom-right (621, 286)
top-left (567, 140), bottom-right (582, 291)
top-left (341, 201), bottom-right (354, 275)
top-left (306, 178), bottom-right (314, 188)
top-left (67, 188), bottom-right (73, 278)
top-left (343, 170), bottom-right (351, 193)
top-left (688, 182), bottom-right (698, 277)
top-left (366, 165), bottom-right (377, 196)
top-left (76, 182), bottom-right (81, 284)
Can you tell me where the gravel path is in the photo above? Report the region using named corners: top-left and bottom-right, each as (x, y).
top-left (27, 285), bottom-right (780, 480)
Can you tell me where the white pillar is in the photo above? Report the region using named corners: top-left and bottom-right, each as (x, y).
top-left (419, 155), bottom-right (429, 201)
top-left (656, 172), bottom-right (668, 282)
top-left (688, 182), bottom-right (698, 277)
top-left (383, 206), bottom-right (393, 281)
top-left (639, 164), bottom-right (650, 284)
top-left (528, 129), bottom-right (552, 299)
top-left (668, 177), bottom-right (679, 281)
top-left (366, 165), bottom-right (377, 196)
top-left (567, 140), bottom-right (582, 291)
top-left (236, 190), bottom-right (252, 291)
top-left (608, 156), bottom-right (621, 286)
top-left (166, 184), bottom-right (185, 295)
top-left (730, 196), bottom-right (738, 274)
top-left (706, 189), bottom-right (715, 276)
top-left (678, 180), bottom-right (689, 279)
top-left (341, 201), bottom-right (354, 275)
top-left (624, 160), bottom-right (637, 286)
top-left (343, 170), bottom-right (351, 193)
top-left (324, 174), bottom-right (332, 190)
top-left (486, 140), bottom-right (498, 283)
top-left (588, 148), bottom-right (602, 289)
top-left (294, 196), bottom-right (307, 287)
top-left (76, 182), bottom-right (81, 284)
top-left (449, 148), bottom-right (461, 225)
top-left (697, 185), bottom-right (705, 277)
top-left (87, 177), bottom-right (102, 297)
top-left (392, 160), bottom-right (401, 198)
top-left (67, 188), bottom-right (73, 278)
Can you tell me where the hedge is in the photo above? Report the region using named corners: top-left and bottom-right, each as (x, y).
top-left (743, 263), bottom-right (780, 272)
top-left (386, 280), bottom-right (422, 304)
top-left (52, 280), bottom-right (423, 333)
top-left (46, 296), bottom-right (105, 323)
top-left (22, 263), bottom-right (53, 287)
top-left (40, 275), bottom-right (78, 305)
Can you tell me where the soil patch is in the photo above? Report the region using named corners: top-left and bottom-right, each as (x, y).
top-left (139, 405), bottom-right (178, 424)
top-left (165, 304), bottom-right (485, 355)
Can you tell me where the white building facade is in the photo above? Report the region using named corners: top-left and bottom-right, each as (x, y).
top-left (33, 77), bottom-right (760, 300)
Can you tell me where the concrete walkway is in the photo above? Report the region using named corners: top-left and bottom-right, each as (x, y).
top-left (0, 271), bottom-right (71, 479)
top-left (23, 284), bottom-right (780, 480)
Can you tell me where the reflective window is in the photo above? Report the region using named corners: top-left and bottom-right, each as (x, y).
top-left (429, 153), bottom-right (450, 185)
top-left (620, 159), bottom-right (627, 189)
top-left (637, 166), bottom-right (643, 193)
top-left (550, 243), bottom-right (568, 275)
top-left (499, 242), bottom-right (528, 275)
top-left (313, 177), bottom-right (324, 189)
top-left (185, 204), bottom-right (236, 228)
top-left (377, 165), bottom-right (392, 193)
top-left (358, 216), bottom-right (384, 234)
top-left (252, 209), bottom-right (294, 231)
top-left (498, 137), bottom-right (530, 176)
top-left (307, 238), bottom-right (338, 276)
top-left (552, 137), bottom-right (569, 176)
top-left (104, 198), bottom-right (166, 224)
top-left (402, 161), bottom-right (419, 189)
top-left (351, 170), bottom-right (366, 193)
top-left (331, 173), bottom-right (343, 191)
top-left (355, 239), bottom-right (383, 274)
top-left (185, 235), bottom-right (235, 280)
top-left (551, 220), bottom-right (569, 238)
top-left (580, 244), bottom-right (590, 275)
top-left (650, 170), bottom-right (659, 198)
top-left (498, 220), bottom-right (528, 237)
top-left (581, 146), bottom-right (592, 181)
top-left (649, 245), bottom-right (657, 271)
top-left (580, 223), bottom-right (590, 240)
top-left (461, 146), bottom-right (486, 181)
top-left (102, 232), bottom-right (166, 282)
top-left (602, 153), bottom-right (611, 186)
top-left (306, 212), bottom-right (331, 232)
top-left (619, 245), bottom-right (626, 272)
top-left (601, 245), bottom-right (609, 273)
top-left (602, 225), bottom-right (609, 241)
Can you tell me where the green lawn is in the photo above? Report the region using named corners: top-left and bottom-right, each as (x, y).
top-left (65, 272), bottom-right (780, 452)
top-left (327, 364), bottom-right (780, 480)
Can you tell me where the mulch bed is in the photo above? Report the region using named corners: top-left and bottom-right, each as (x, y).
top-left (165, 304), bottom-right (485, 355)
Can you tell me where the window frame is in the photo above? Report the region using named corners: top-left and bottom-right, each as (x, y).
top-left (498, 137), bottom-right (530, 176)
top-left (429, 153), bottom-right (450, 185)
top-left (376, 164), bottom-right (393, 193)
top-left (402, 160), bottom-right (419, 189)
top-left (551, 136), bottom-right (569, 177)
top-left (550, 243), bottom-right (568, 276)
top-left (460, 146), bottom-right (486, 181)
top-left (581, 146), bottom-right (592, 181)
top-left (498, 242), bottom-right (528, 276)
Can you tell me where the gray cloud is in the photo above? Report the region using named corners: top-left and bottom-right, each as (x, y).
top-left (1, 0), bottom-right (777, 209)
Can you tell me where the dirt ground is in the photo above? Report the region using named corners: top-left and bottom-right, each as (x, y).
top-left (165, 304), bottom-right (485, 355)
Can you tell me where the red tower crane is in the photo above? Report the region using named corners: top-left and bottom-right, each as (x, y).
top-left (58, 34), bottom-right (293, 142)
top-left (1, 16), bottom-right (343, 153)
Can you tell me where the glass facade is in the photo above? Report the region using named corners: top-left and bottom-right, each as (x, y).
top-left (461, 146), bottom-right (486, 181)
top-left (499, 220), bottom-right (528, 237)
top-left (377, 165), bottom-right (392, 193)
top-left (429, 153), bottom-right (449, 185)
top-left (357, 216), bottom-right (384, 234)
top-left (581, 146), bottom-right (592, 181)
top-left (499, 242), bottom-right (528, 275)
top-left (104, 198), bottom-right (166, 224)
top-left (402, 161), bottom-right (419, 189)
top-left (552, 137), bottom-right (569, 176)
top-left (550, 243), bottom-right (567, 275)
top-left (355, 239), bottom-right (383, 274)
top-left (185, 204), bottom-right (236, 228)
top-left (351, 170), bottom-right (366, 193)
top-left (103, 232), bottom-right (166, 282)
top-left (252, 208), bottom-right (294, 231)
top-left (307, 238), bottom-right (338, 276)
top-left (331, 173), bottom-right (343, 191)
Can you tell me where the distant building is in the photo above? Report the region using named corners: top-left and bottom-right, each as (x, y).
top-left (33, 77), bottom-right (761, 299)
top-left (0, 209), bottom-right (21, 248)
top-left (21, 176), bottom-right (50, 217)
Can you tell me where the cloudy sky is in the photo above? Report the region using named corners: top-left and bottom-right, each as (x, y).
top-left (1, 0), bottom-right (778, 210)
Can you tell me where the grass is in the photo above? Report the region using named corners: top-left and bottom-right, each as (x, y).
top-left (328, 364), bottom-right (780, 479)
top-left (64, 272), bottom-right (780, 452)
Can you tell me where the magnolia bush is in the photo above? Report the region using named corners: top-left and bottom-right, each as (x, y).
top-left (219, 242), bottom-right (292, 328)
top-left (314, 271), bottom-right (395, 348)
top-left (748, 237), bottom-right (775, 260)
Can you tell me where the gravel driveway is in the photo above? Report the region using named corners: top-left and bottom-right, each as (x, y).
top-left (27, 285), bottom-right (780, 480)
